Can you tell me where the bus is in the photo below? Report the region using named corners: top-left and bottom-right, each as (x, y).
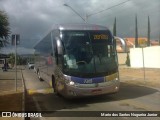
top-left (34, 23), bottom-right (119, 98)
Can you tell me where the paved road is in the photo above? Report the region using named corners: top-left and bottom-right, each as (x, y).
top-left (22, 69), bottom-right (160, 120)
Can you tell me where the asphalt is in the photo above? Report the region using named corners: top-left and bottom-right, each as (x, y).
top-left (0, 65), bottom-right (159, 119)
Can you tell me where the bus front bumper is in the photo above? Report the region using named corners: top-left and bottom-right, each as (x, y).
top-left (64, 80), bottom-right (120, 98)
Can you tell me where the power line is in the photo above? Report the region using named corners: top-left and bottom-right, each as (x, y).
top-left (64, 0), bottom-right (131, 22)
top-left (87, 0), bottom-right (130, 17)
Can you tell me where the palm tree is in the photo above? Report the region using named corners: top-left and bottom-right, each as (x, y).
top-left (147, 16), bottom-right (150, 46)
top-left (135, 14), bottom-right (138, 48)
top-left (159, 33), bottom-right (160, 46)
top-left (0, 10), bottom-right (10, 48)
top-left (113, 17), bottom-right (117, 36)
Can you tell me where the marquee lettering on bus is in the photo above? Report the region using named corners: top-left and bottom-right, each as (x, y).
top-left (94, 34), bottom-right (108, 40)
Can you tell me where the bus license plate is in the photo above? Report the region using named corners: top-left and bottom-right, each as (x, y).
top-left (92, 89), bottom-right (102, 94)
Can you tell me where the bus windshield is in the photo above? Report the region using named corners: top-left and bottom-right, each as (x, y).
top-left (61, 30), bottom-right (117, 77)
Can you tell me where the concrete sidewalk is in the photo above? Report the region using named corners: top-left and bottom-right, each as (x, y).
top-left (0, 68), bottom-right (24, 119)
top-left (0, 69), bottom-right (22, 93)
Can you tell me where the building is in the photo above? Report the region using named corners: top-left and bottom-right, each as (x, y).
top-left (116, 37), bottom-right (159, 53)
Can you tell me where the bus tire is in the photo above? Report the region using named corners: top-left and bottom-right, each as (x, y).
top-left (37, 70), bottom-right (42, 81)
top-left (52, 75), bottom-right (58, 95)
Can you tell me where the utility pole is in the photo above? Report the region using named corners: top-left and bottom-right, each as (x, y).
top-left (12, 34), bottom-right (20, 92)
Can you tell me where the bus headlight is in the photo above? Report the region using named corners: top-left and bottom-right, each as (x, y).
top-left (105, 73), bottom-right (119, 81)
top-left (115, 77), bottom-right (119, 81)
top-left (69, 81), bottom-right (75, 85)
top-left (64, 74), bottom-right (76, 86)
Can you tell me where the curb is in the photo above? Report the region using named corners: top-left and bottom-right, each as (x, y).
top-left (21, 69), bottom-right (25, 120)
top-left (27, 88), bottom-right (54, 95)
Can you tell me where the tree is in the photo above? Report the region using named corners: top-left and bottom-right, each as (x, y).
top-left (147, 16), bottom-right (150, 46)
top-left (0, 10), bottom-right (10, 48)
top-left (7, 53), bottom-right (27, 67)
top-left (135, 14), bottom-right (139, 48)
top-left (7, 53), bottom-right (15, 67)
top-left (125, 52), bottom-right (130, 66)
top-left (159, 33), bottom-right (160, 46)
top-left (113, 17), bottom-right (117, 36)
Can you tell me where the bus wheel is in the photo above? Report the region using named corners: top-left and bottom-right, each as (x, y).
top-left (52, 75), bottom-right (58, 95)
top-left (37, 71), bottom-right (42, 81)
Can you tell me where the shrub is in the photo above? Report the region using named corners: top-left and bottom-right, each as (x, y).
top-left (125, 52), bottom-right (130, 66)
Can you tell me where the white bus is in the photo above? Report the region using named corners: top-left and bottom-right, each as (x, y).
top-left (34, 23), bottom-right (119, 98)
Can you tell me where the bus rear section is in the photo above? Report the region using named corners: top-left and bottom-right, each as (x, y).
top-left (34, 23), bottom-right (120, 98)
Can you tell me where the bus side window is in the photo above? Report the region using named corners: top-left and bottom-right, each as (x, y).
top-left (54, 46), bottom-right (63, 67)
top-left (55, 46), bottom-right (58, 65)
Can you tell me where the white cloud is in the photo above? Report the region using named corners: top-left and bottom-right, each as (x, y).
top-left (0, 0), bottom-right (159, 49)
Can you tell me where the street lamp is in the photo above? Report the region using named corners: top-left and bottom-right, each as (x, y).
top-left (64, 0), bottom-right (130, 22)
top-left (63, 3), bottom-right (86, 22)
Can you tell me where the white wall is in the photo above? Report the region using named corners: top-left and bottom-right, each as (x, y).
top-left (130, 46), bottom-right (160, 68)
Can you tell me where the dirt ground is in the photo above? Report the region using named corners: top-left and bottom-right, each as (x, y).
top-left (119, 67), bottom-right (160, 89)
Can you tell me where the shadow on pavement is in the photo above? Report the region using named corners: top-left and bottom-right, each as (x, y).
top-left (24, 81), bottom-right (159, 113)
top-left (0, 92), bottom-right (23, 112)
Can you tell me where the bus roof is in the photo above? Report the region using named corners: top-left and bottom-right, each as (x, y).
top-left (34, 23), bottom-right (110, 50)
top-left (52, 23), bottom-right (109, 31)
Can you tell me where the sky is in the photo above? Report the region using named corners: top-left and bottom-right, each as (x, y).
top-left (0, 0), bottom-right (160, 53)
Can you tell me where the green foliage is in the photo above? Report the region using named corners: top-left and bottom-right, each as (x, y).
top-left (147, 16), bottom-right (150, 46)
top-left (0, 10), bottom-right (10, 48)
top-left (7, 53), bottom-right (27, 67)
top-left (7, 53), bottom-right (15, 67)
top-left (159, 34), bottom-right (160, 46)
top-left (113, 17), bottom-right (117, 36)
top-left (26, 55), bottom-right (35, 63)
top-left (125, 53), bottom-right (130, 66)
top-left (135, 14), bottom-right (139, 48)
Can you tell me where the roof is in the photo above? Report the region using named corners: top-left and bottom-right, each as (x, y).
top-left (0, 54), bottom-right (9, 59)
top-left (116, 37), bottom-right (160, 52)
top-left (52, 23), bottom-right (109, 31)
top-left (124, 37), bottom-right (147, 43)
top-left (124, 37), bottom-right (159, 46)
